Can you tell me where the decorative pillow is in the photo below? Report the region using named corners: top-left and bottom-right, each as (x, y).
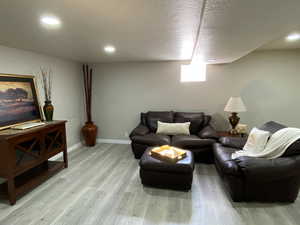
top-left (156, 121), bottom-right (190, 135)
top-left (243, 127), bottom-right (270, 153)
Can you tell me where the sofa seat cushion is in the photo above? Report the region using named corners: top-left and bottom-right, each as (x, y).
top-left (171, 135), bottom-right (215, 148)
top-left (140, 148), bottom-right (194, 174)
top-left (147, 111), bottom-right (174, 132)
top-left (174, 112), bottom-right (204, 134)
top-left (213, 143), bottom-right (242, 176)
top-left (131, 134), bottom-right (171, 146)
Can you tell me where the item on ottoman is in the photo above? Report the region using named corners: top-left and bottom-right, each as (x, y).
top-left (156, 121), bottom-right (190, 135)
top-left (130, 111), bottom-right (219, 162)
top-left (149, 145), bottom-right (187, 163)
top-left (140, 148), bottom-right (194, 190)
top-left (213, 121), bottom-right (300, 202)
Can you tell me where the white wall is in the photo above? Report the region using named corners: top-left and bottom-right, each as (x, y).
top-left (93, 50), bottom-right (300, 139)
top-left (0, 45), bottom-right (84, 146)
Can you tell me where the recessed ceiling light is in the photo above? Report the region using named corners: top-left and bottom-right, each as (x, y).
top-left (104, 45), bottom-right (116, 53)
top-left (40, 16), bottom-right (61, 27)
top-left (286, 33), bottom-right (300, 41)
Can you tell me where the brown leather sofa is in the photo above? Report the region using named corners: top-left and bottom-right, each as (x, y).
top-left (130, 111), bottom-right (219, 162)
top-left (213, 121), bottom-right (300, 202)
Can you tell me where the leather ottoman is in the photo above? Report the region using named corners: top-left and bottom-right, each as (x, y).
top-left (139, 148), bottom-right (194, 190)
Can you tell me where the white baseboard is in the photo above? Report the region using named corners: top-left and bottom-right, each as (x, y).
top-left (50, 142), bottom-right (83, 160)
top-left (97, 138), bottom-right (131, 145)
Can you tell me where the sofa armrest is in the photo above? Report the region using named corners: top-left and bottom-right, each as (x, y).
top-left (219, 137), bottom-right (247, 149)
top-left (198, 125), bottom-right (219, 140)
top-left (129, 123), bottom-right (150, 139)
top-left (234, 156), bottom-right (300, 182)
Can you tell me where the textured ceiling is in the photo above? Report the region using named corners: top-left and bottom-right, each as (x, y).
top-left (259, 35), bottom-right (300, 50)
top-left (196, 0), bottom-right (300, 63)
top-left (1, 0), bottom-right (300, 63)
top-left (0, 0), bottom-right (203, 63)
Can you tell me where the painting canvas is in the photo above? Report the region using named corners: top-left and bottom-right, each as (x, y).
top-left (0, 74), bottom-right (42, 129)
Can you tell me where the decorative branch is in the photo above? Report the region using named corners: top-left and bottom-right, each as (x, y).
top-left (83, 64), bottom-right (93, 122)
top-left (39, 67), bottom-right (53, 102)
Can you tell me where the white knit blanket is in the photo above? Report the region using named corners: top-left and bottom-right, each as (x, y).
top-left (232, 127), bottom-right (300, 159)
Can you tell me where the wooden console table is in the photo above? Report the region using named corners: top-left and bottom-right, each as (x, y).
top-left (0, 120), bottom-right (67, 205)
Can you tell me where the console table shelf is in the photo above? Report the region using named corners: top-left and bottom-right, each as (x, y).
top-left (0, 120), bottom-right (68, 205)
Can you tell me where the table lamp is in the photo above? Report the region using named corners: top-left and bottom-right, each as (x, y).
top-left (224, 97), bottom-right (247, 134)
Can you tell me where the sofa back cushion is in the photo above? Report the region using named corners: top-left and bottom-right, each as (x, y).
top-left (174, 112), bottom-right (204, 134)
top-left (146, 111), bottom-right (174, 132)
top-left (259, 121), bottom-right (286, 134)
top-left (203, 115), bottom-right (211, 127)
top-left (140, 112), bottom-right (147, 125)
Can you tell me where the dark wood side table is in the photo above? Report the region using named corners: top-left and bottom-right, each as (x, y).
top-left (0, 120), bottom-right (67, 205)
top-left (217, 131), bottom-right (246, 138)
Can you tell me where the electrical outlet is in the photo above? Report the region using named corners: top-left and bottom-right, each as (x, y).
top-left (124, 132), bottom-right (129, 137)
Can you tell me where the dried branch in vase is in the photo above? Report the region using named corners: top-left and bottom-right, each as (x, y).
top-left (39, 67), bottom-right (53, 102)
top-left (83, 64), bottom-right (93, 122)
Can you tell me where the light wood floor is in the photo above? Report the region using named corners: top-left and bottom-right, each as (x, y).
top-left (0, 143), bottom-right (300, 225)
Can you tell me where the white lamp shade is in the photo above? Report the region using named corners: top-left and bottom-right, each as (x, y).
top-left (224, 97), bottom-right (247, 112)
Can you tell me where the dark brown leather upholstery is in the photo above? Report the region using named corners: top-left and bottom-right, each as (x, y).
top-left (146, 111), bottom-right (174, 132)
top-left (131, 134), bottom-right (170, 146)
top-left (202, 115), bottom-right (212, 127)
top-left (219, 136), bottom-right (248, 149)
top-left (284, 140), bottom-right (300, 156)
top-left (259, 121), bottom-right (286, 133)
top-left (129, 124), bottom-right (150, 139)
top-left (214, 121), bottom-right (300, 202)
top-left (174, 112), bottom-right (204, 134)
top-left (139, 148), bottom-right (194, 190)
top-left (198, 125), bottom-right (219, 139)
top-left (172, 135), bottom-right (215, 149)
top-left (130, 111), bottom-right (218, 161)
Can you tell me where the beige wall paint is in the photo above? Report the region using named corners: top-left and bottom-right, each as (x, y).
top-left (93, 50), bottom-right (300, 139)
top-left (0, 45), bottom-right (84, 146)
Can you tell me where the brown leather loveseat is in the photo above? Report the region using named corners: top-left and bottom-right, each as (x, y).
top-left (213, 121), bottom-right (300, 202)
top-left (129, 111), bottom-right (219, 162)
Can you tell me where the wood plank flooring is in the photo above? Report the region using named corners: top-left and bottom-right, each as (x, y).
top-left (0, 143), bottom-right (300, 225)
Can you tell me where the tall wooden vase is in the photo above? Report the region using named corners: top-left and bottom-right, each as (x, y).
top-left (82, 121), bottom-right (97, 146)
top-left (82, 64), bottom-right (97, 147)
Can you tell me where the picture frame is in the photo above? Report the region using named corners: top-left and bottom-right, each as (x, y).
top-left (0, 73), bottom-right (43, 130)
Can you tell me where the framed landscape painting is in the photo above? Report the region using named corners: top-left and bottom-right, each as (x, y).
top-left (0, 74), bottom-right (42, 129)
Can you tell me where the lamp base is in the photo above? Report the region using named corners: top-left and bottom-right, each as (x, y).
top-left (228, 112), bottom-right (240, 133)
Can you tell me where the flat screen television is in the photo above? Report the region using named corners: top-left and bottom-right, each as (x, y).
top-left (0, 74), bottom-right (42, 129)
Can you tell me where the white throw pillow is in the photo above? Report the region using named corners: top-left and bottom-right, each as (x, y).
top-left (156, 121), bottom-right (190, 135)
top-left (243, 127), bottom-right (270, 153)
